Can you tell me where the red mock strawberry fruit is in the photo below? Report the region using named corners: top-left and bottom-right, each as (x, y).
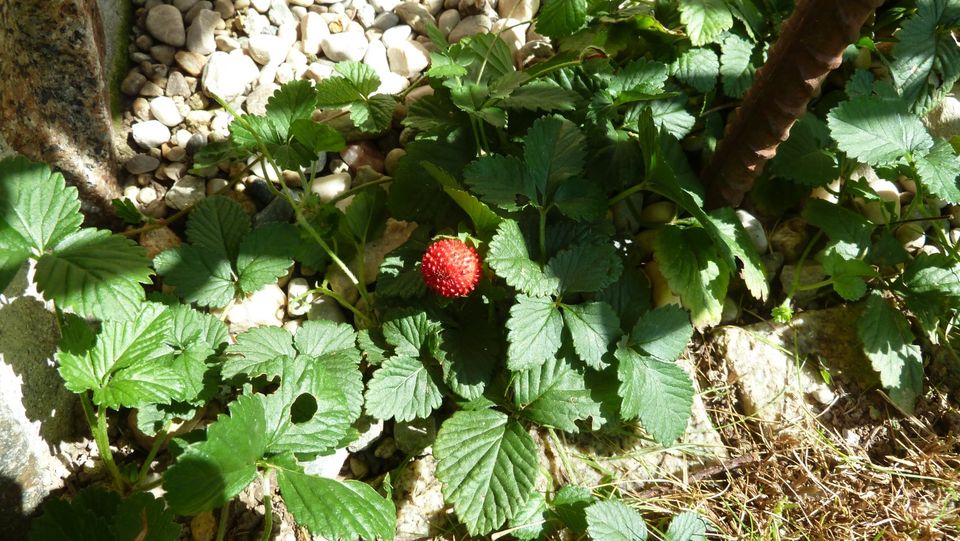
top-left (420, 239), bottom-right (482, 298)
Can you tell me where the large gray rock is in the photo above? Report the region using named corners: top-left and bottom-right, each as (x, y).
top-left (0, 265), bottom-right (81, 537)
top-left (710, 305), bottom-right (870, 432)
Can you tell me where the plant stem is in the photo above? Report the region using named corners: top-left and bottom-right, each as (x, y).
top-left (260, 473), bottom-right (273, 541)
top-left (81, 395), bottom-right (124, 491)
top-left (216, 501), bottom-right (231, 541)
top-left (136, 420), bottom-right (172, 485)
top-left (608, 181), bottom-right (648, 207)
top-left (547, 428), bottom-right (580, 486)
top-left (313, 286), bottom-right (371, 326)
top-left (329, 175), bottom-right (393, 204)
top-left (794, 278), bottom-right (834, 292)
top-left (538, 206), bottom-right (549, 265)
top-left (787, 230), bottom-right (823, 299)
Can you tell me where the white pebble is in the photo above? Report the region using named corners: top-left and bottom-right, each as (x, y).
top-left (131, 120), bottom-right (171, 149)
top-left (311, 172), bottom-right (351, 202)
top-left (149, 96), bottom-right (184, 127)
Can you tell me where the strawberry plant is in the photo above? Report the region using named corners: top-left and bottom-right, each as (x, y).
top-left (7, 0), bottom-right (960, 538)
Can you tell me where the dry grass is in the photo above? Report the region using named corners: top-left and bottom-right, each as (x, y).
top-left (618, 340), bottom-right (960, 541)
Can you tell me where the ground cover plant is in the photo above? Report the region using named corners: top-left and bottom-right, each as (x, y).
top-left (2, 0), bottom-right (959, 539)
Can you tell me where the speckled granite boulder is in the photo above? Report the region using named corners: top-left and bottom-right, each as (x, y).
top-left (0, 0), bottom-right (129, 222)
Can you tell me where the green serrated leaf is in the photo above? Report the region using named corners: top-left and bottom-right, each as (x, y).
top-left (513, 351), bottom-right (601, 432)
top-left (630, 305), bottom-right (693, 362)
top-left (434, 409), bottom-right (539, 535)
top-left (674, 48), bottom-right (719, 92)
top-left (827, 96), bottom-right (934, 166)
top-left (236, 223), bottom-right (298, 295)
top-left (916, 139), bottom-right (960, 203)
top-left (439, 321), bottom-right (498, 400)
top-left (546, 243), bottom-right (622, 294)
top-left (223, 326), bottom-right (295, 380)
top-left (501, 80), bottom-right (580, 111)
top-left (351, 94), bottom-right (396, 133)
top-left (644, 96), bottom-right (696, 139)
top-left (665, 510), bottom-right (708, 541)
top-left (290, 119), bottom-right (347, 154)
top-left (265, 79), bottom-right (317, 135)
top-left (261, 353), bottom-right (356, 455)
top-left (610, 59), bottom-right (669, 97)
top-left (153, 245), bottom-right (235, 308)
top-left (340, 186), bottom-right (387, 246)
top-left (382, 310), bottom-right (442, 357)
top-left (487, 220), bottom-right (560, 297)
top-left (0, 226), bottom-right (31, 292)
top-left (508, 490), bottom-right (547, 541)
top-left (562, 302), bottom-right (621, 370)
top-left (58, 303), bottom-right (177, 408)
top-left (30, 488), bottom-right (180, 541)
top-left (423, 162), bottom-right (502, 239)
top-left (719, 33), bottom-right (754, 98)
top-left (0, 156), bottom-right (82, 253)
top-left (35, 228), bottom-right (153, 320)
top-left (111, 198), bottom-right (144, 225)
top-left (463, 154), bottom-right (533, 211)
top-left (316, 61), bottom-right (379, 106)
top-left (857, 292), bottom-right (923, 413)
top-left (585, 499), bottom-right (648, 541)
top-left (654, 225), bottom-right (729, 328)
top-left (550, 485), bottom-right (594, 533)
top-left (276, 463), bottom-right (396, 541)
top-left (890, 0), bottom-right (960, 113)
top-left (534, 0), bottom-right (587, 38)
top-left (364, 355), bottom-right (444, 422)
top-left (163, 394), bottom-right (267, 515)
top-left (186, 196), bottom-right (251, 262)
top-left (507, 295), bottom-right (564, 370)
top-left (679, 0), bottom-right (734, 46)
top-left (525, 116), bottom-right (587, 202)
top-left (768, 113), bottom-right (839, 186)
top-left (616, 345), bottom-right (694, 445)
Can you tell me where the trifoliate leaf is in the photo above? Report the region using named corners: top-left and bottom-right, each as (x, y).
top-left (507, 295), bottom-right (564, 370)
top-left (901, 253), bottom-right (960, 332)
top-left (275, 461), bottom-right (396, 541)
top-left (488, 219), bottom-right (560, 297)
top-left (827, 96), bottom-right (934, 166)
top-left (719, 33), bottom-right (754, 98)
top-left (584, 499), bottom-right (648, 541)
top-left (340, 186), bottom-right (388, 246)
top-left (163, 394), bottom-right (267, 515)
top-left (609, 59), bottom-right (670, 97)
top-left (236, 223), bottom-right (298, 295)
top-left (382, 310), bottom-right (443, 357)
top-left (223, 326), bottom-right (295, 380)
top-left (265, 79), bottom-right (317, 135)
top-left (596, 267), bottom-right (652, 333)
top-left (546, 243), bottom-right (622, 294)
top-left (57, 303), bottom-right (180, 409)
top-left (508, 490), bottom-right (547, 541)
top-left (434, 409), bottom-right (539, 535)
top-left (674, 48), bottom-right (720, 92)
top-left (439, 322), bottom-right (498, 400)
top-left (153, 245), bottom-right (235, 308)
top-left (665, 510), bottom-right (708, 540)
top-left (30, 488), bottom-right (180, 541)
top-left (562, 302), bottom-right (621, 370)
top-left (0, 226), bottom-right (31, 292)
top-left (915, 139), bottom-right (960, 203)
top-left (500, 80), bottom-right (580, 111)
top-left (890, 0), bottom-right (960, 113)
top-left (294, 321), bottom-right (365, 420)
top-left (679, 0), bottom-right (734, 46)
top-left (654, 225), bottom-right (729, 328)
top-left (260, 353), bottom-right (356, 455)
top-left (364, 355), bottom-right (444, 422)
top-left (645, 96), bottom-right (696, 139)
top-left (536, 0), bottom-right (588, 38)
top-left (550, 485), bottom-right (594, 533)
top-left (185, 196), bottom-right (251, 262)
top-left (525, 116), bottom-right (586, 200)
top-left (768, 113), bottom-right (839, 186)
top-left (35, 228), bottom-right (153, 320)
top-left (351, 94), bottom-right (396, 133)
top-left (463, 155), bottom-right (532, 212)
top-left (0, 156), bottom-right (82, 253)
top-left (629, 305), bottom-right (693, 362)
top-left (857, 292), bottom-right (923, 413)
top-left (512, 351), bottom-right (601, 432)
top-left (315, 61), bottom-right (379, 106)
top-left (616, 345), bottom-right (694, 445)
top-left (802, 199), bottom-right (874, 251)
top-left (703, 208), bottom-right (768, 301)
